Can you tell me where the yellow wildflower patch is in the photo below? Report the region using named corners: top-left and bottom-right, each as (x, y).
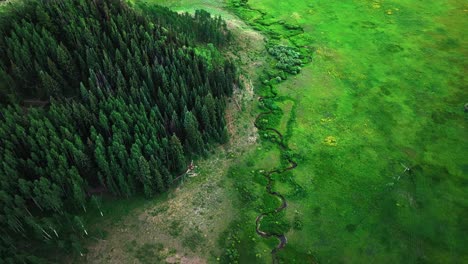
top-left (320, 117), bottom-right (334, 123)
top-left (324, 136), bottom-right (337, 146)
top-left (291, 12), bottom-right (301, 20)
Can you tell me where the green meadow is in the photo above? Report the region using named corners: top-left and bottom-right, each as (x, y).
top-left (226, 0), bottom-right (467, 263)
top-left (103, 0), bottom-right (468, 263)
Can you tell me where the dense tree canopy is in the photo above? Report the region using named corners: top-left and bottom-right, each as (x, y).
top-left (0, 0), bottom-right (238, 262)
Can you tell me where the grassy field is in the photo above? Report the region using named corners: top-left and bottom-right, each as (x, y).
top-left (225, 0), bottom-right (467, 263)
top-left (85, 0), bottom-right (467, 263)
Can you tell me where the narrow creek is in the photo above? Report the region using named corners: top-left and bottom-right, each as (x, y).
top-left (254, 88), bottom-right (297, 263)
top-left (226, 4), bottom-right (306, 262)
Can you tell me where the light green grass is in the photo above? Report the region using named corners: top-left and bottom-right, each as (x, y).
top-left (130, 0), bottom-right (467, 263)
top-left (229, 0), bottom-right (467, 263)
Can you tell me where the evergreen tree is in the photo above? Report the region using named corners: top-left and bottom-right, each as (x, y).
top-left (138, 156), bottom-right (153, 198)
top-left (0, 0), bottom-right (237, 259)
top-left (183, 111), bottom-right (204, 155)
top-left (169, 135), bottom-right (186, 173)
top-left (38, 70), bottom-right (60, 96)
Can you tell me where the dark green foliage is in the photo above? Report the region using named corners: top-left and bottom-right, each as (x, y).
top-left (292, 213), bottom-right (303, 231)
top-left (137, 4), bottom-right (232, 47)
top-left (259, 213), bottom-right (291, 235)
top-left (0, 0), bottom-right (238, 261)
top-left (183, 111), bottom-right (205, 154)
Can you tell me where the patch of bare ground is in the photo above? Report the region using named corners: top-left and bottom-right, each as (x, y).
top-left (80, 14), bottom-right (265, 264)
top-left (165, 255), bottom-right (206, 264)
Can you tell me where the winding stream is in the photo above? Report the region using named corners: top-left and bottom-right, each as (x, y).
top-left (229, 6), bottom-right (304, 260)
top-left (254, 88), bottom-right (297, 263)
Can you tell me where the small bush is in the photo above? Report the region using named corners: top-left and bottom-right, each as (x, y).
top-left (149, 204), bottom-right (169, 216)
top-left (293, 214), bottom-right (303, 230)
top-left (169, 220), bottom-right (183, 237)
top-left (183, 230), bottom-right (205, 251)
top-left (134, 243), bottom-right (165, 264)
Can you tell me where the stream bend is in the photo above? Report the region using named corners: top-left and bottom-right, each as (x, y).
top-left (254, 90), bottom-right (297, 263)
